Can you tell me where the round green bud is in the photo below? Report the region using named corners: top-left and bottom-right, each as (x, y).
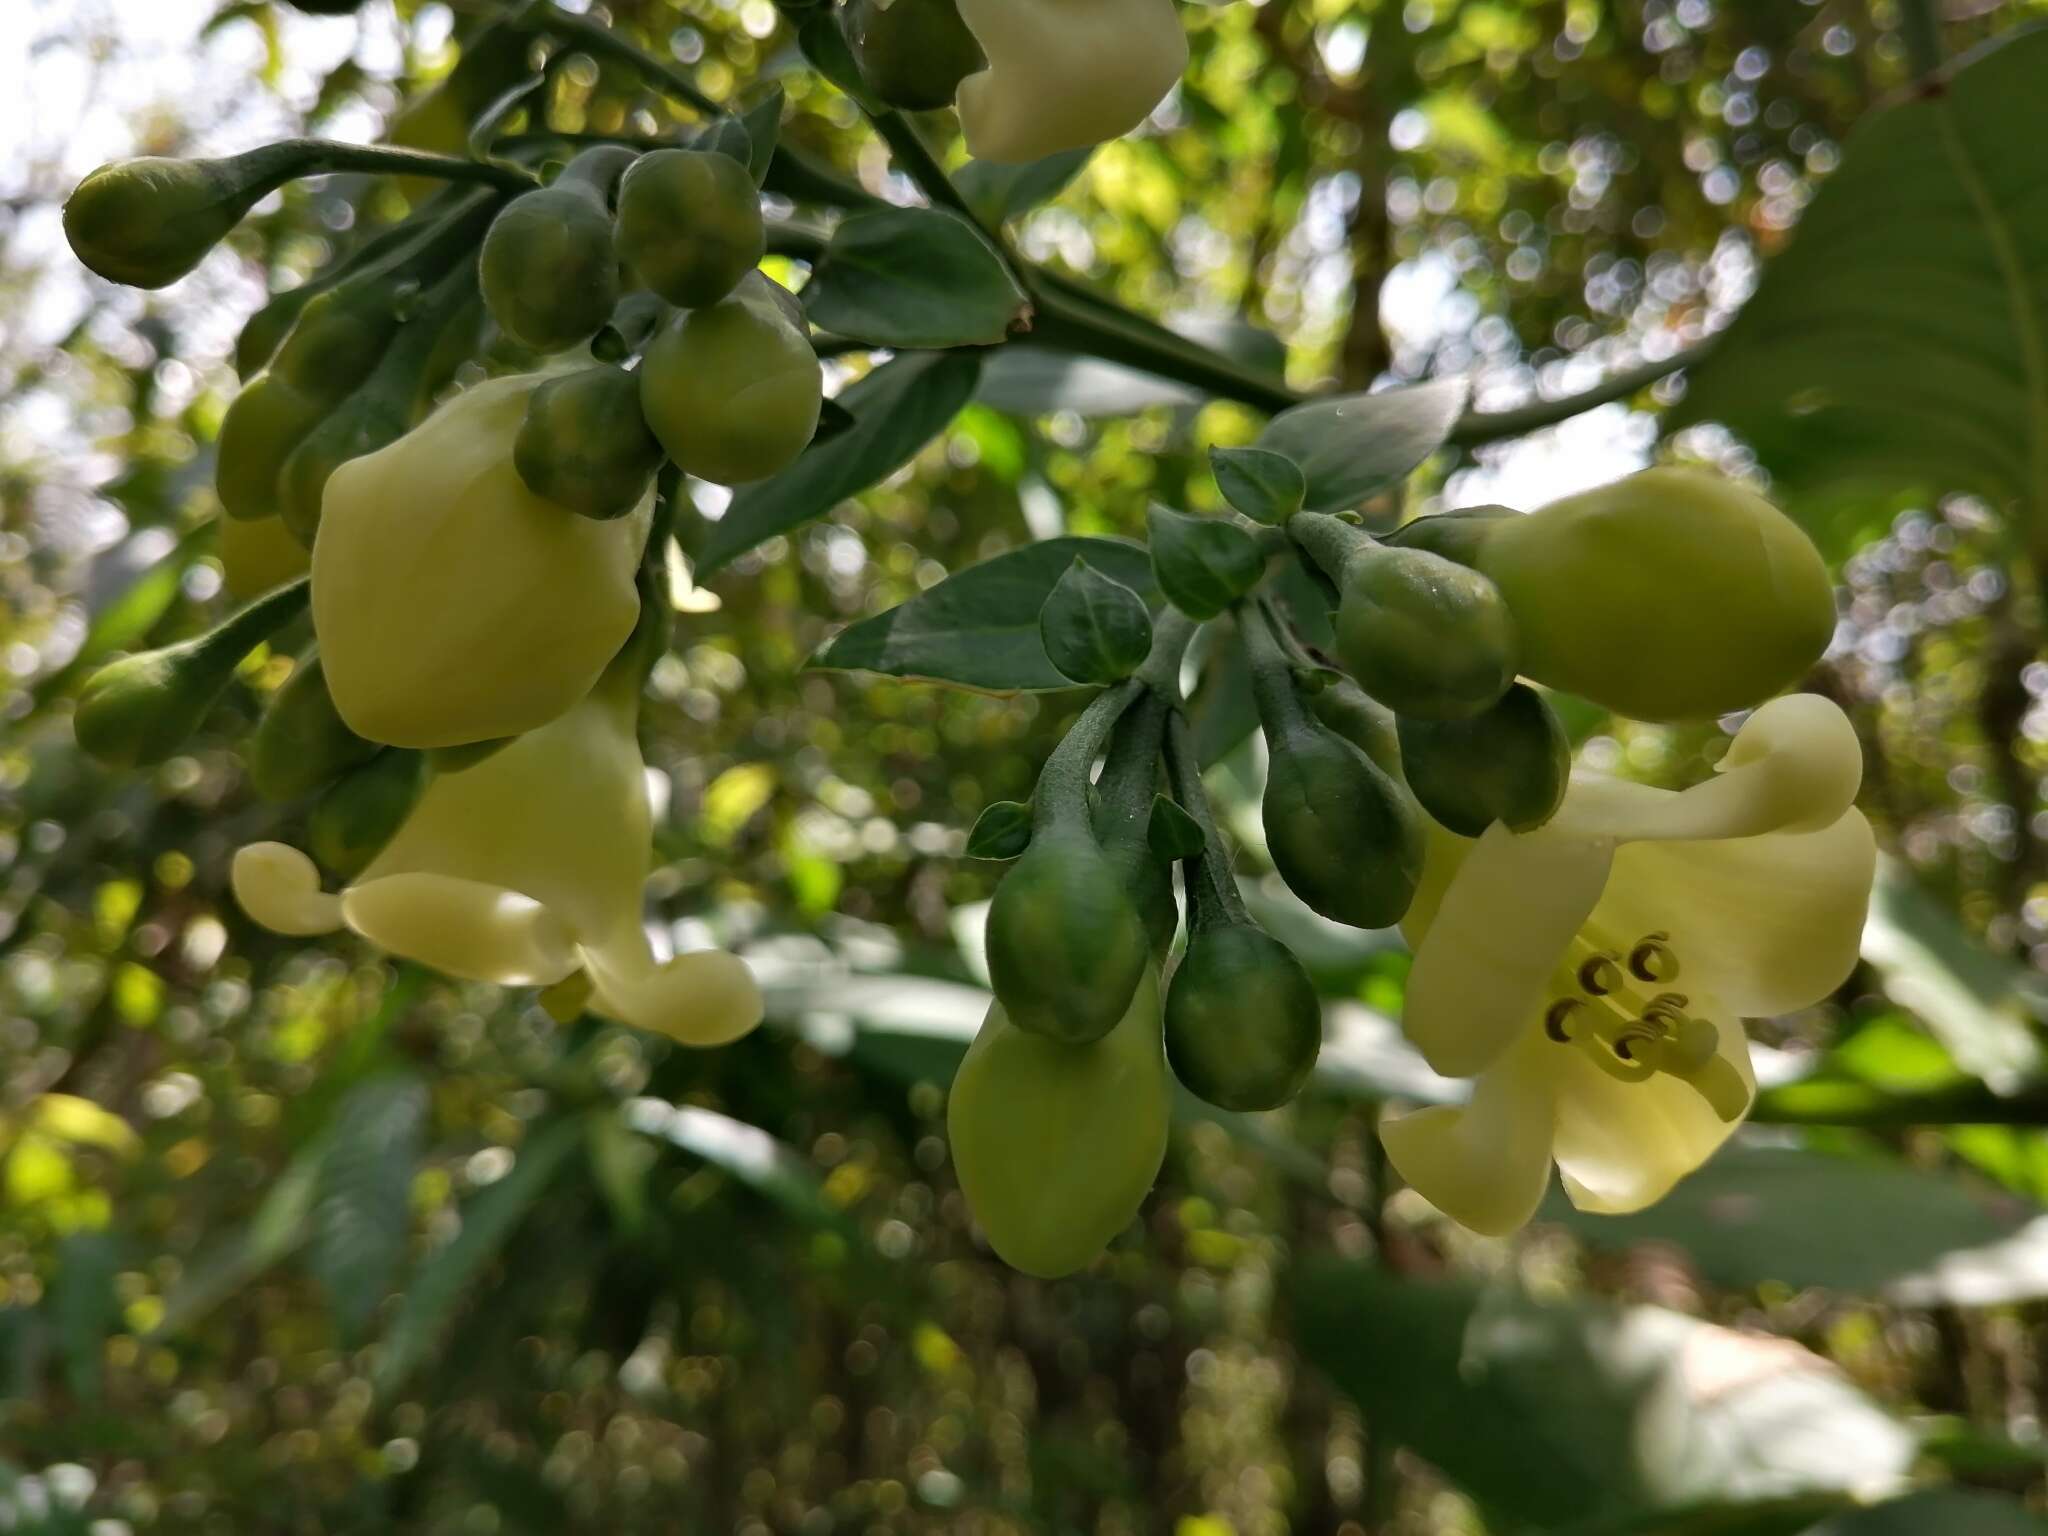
top-left (946, 968), bottom-right (1168, 1279)
top-left (1470, 467), bottom-right (1836, 722)
top-left (1396, 682), bottom-right (1569, 838)
top-left (1334, 542), bottom-right (1517, 721)
top-left (1165, 924), bottom-right (1320, 1112)
top-left (247, 653), bottom-right (378, 802)
top-left (308, 749), bottom-right (429, 880)
top-left (614, 149), bottom-right (767, 309)
top-left (984, 825), bottom-right (1151, 1045)
top-left (637, 275), bottom-right (822, 485)
top-left (479, 185), bottom-right (619, 353)
top-left (63, 144), bottom-right (310, 289)
top-left (842, 0), bottom-right (987, 112)
top-left (1262, 718), bottom-right (1422, 930)
top-left (513, 365), bottom-right (665, 520)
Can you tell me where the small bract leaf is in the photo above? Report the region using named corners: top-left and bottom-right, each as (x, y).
top-left (1148, 793), bottom-right (1204, 864)
top-left (1210, 445), bottom-right (1306, 523)
top-left (967, 799), bottom-right (1034, 860)
top-left (1256, 377), bottom-right (1470, 514)
top-left (1040, 558), bottom-right (1153, 685)
top-left (1148, 505), bottom-right (1265, 620)
top-left (738, 86), bottom-right (784, 187)
top-left (694, 114), bottom-right (753, 168)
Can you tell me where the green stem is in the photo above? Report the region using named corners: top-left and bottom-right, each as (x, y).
top-left (1287, 511), bottom-right (1366, 583)
top-left (1241, 597), bottom-right (1316, 739)
top-left (1025, 282), bottom-right (1301, 414)
top-left (537, 3), bottom-right (723, 116)
top-left (1031, 679), bottom-right (1142, 834)
top-left (275, 139), bottom-right (537, 191)
top-left (1898, 0), bottom-right (1944, 84)
top-left (1164, 710), bottom-right (1249, 929)
top-left (1137, 609), bottom-right (1199, 697)
top-left (1445, 341), bottom-right (1710, 447)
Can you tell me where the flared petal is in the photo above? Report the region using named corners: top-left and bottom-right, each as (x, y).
top-left (341, 872), bottom-right (579, 988)
top-left (1595, 808), bottom-right (1877, 1019)
top-left (582, 929), bottom-right (765, 1046)
top-left (1552, 694), bottom-right (1862, 845)
top-left (955, 0), bottom-right (1188, 163)
top-left (1379, 1032), bottom-right (1558, 1236)
top-left (232, 842), bottom-right (345, 936)
top-left (1403, 823), bottom-right (1612, 1077)
top-left (1550, 1008), bottom-right (1755, 1214)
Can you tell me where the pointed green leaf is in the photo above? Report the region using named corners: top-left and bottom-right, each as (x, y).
top-left (1039, 557), bottom-right (1153, 684)
top-left (693, 114), bottom-right (752, 168)
top-left (1210, 445), bottom-right (1307, 523)
top-left (739, 85), bottom-right (784, 187)
top-left (308, 1073), bottom-right (428, 1344)
top-left (966, 799), bottom-right (1033, 859)
top-left (1256, 377), bottom-right (1470, 514)
top-left (1147, 793), bottom-right (1204, 864)
top-left (795, 7), bottom-right (883, 110)
top-left (802, 207), bottom-right (1029, 349)
top-left (1147, 504), bottom-right (1265, 619)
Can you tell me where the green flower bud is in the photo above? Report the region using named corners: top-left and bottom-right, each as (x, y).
top-left (307, 749), bottom-right (430, 879)
top-left (513, 364), bottom-right (665, 520)
top-left (64, 143), bottom-right (319, 289)
top-left (1165, 924), bottom-right (1319, 1112)
top-left (1307, 673), bottom-right (1402, 779)
top-left (479, 149), bottom-right (632, 353)
top-left (1396, 682), bottom-right (1569, 838)
top-left (614, 149), bottom-right (767, 309)
top-left (1448, 468), bottom-right (1835, 722)
top-left (638, 273), bottom-right (822, 485)
top-left (946, 967), bottom-right (1168, 1278)
top-left (73, 579), bottom-right (309, 769)
top-left (247, 652), bottom-right (378, 802)
top-left (217, 513), bottom-right (309, 601)
top-left (1293, 512), bottom-right (1516, 720)
top-left (841, 0), bottom-right (986, 112)
top-left (984, 826), bottom-right (1152, 1045)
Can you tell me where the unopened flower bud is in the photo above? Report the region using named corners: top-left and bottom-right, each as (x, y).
top-left (614, 149), bottom-right (766, 309)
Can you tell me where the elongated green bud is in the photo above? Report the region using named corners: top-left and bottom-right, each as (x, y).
top-left (1293, 512), bottom-right (1516, 721)
top-left (247, 652), bottom-right (379, 802)
top-left (946, 969), bottom-right (1168, 1278)
top-left (479, 148), bottom-right (632, 353)
top-left (65, 143), bottom-right (323, 289)
top-left (307, 749), bottom-right (429, 879)
top-left (638, 273), bottom-right (822, 486)
top-left (74, 579), bottom-right (309, 768)
top-left (614, 149), bottom-right (767, 309)
top-left (1396, 682), bottom-right (1569, 837)
top-left (842, 0), bottom-right (987, 112)
top-left (513, 365), bottom-right (665, 520)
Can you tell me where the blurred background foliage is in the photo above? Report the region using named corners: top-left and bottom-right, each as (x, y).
top-left (9, 0), bottom-right (2048, 1532)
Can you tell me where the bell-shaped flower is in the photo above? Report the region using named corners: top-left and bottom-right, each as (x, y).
top-left (230, 663), bottom-right (761, 1048)
top-left (312, 371), bottom-right (652, 750)
top-left (954, 0), bottom-right (1189, 164)
top-left (1380, 694), bottom-right (1876, 1236)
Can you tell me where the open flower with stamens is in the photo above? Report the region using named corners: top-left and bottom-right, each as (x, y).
top-left (1380, 694), bottom-right (1876, 1236)
top-left (954, 0), bottom-right (1189, 164)
top-left (230, 666), bottom-right (761, 1047)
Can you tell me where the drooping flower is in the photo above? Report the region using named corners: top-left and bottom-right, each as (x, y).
top-left (312, 371), bottom-right (652, 750)
top-left (953, 0), bottom-right (1189, 164)
top-left (231, 661), bottom-right (761, 1047)
top-left (1379, 694), bottom-right (1875, 1236)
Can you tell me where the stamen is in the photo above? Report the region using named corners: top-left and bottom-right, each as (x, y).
top-left (1545, 999), bottom-right (1585, 1042)
top-left (1577, 954), bottom-right (1622, 996)
top-left (1628, 933), bottom-right (1680, 984)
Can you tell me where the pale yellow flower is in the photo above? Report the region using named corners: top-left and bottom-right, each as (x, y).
top-left (231, 682), bottom-right (760, 1047)
top-left (1380, 695), bottom-right (1875, 1236)
top-left (954, 0), bottom-right (1189, 164)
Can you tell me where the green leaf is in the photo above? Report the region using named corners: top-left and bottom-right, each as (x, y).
top-left (1670, 27), bottom-right (2048, 563)
top-left (1807, 1491), bottom-right (2048, 1536)
top-left (373, 1114), bottom-right (583, 1396)
top-left (693, 114), bottom-right (752, 168)
top-left (584, 1108), bottom-right (656, 1237)
top-left (51, 1231), bottom-right (121, 1401)
top-left (623, 1098), bottom-right (860, 1241)
top-left (956, 147), bottom-right (1093, 226)
top-left (794, 7), bottom-right (882, 110)
top-left (1146, 504), bottom-right (1265, 619)
top-left (738, 85), bottom-right (784, 187)
top-left (1255, 377), bottom-right (1471, 514)
top-left (1210, 445), bottom-right (1307, 523)
top-left (1541, 1143), bottom-right (2035, 1299)
top-left (152, 1136), bottom-right (328, 1339)
top-left (1038, 557), bottom-right (1153, 684)
top-left (802, 207), bottom-right (1029, 349)
top-left (810, 535), bottom-right (1157, 692)
top-left (976, 347), bottom-right (1200, 417)
top-left (1293, 1262), bottom-right (1914, 1530)
top-left (307, 1073), bottom-right (428, 1344)
top-left (1147, 793), bottom-right (1204, 863)
top-left (966, 799), bottom-right (1033, 859)
top-left (695, 349), bottom-right (982, 576)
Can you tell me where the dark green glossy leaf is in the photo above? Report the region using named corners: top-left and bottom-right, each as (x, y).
top-left (1255, 377), bottom-right (1470, 513)
top-left (738, 85), bottom-right (784, 186)
top-left (966, 799), bottom-right (1033, 859)
top-left (810, 535), bottom-right (1156, 692)
top-left (695, 349), bottom-right (982, 576)
top-left (802, 207), bottom-right (1028, 349)
top-left (1038, 557), bottom-right (1153, 684)
top-left (1210, 444), bottom-right (1306, 523)
top-left (1147, 504), bottom-right (1265, 619)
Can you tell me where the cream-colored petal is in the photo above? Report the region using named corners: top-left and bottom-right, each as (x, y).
top-left (1379, 1033), bottom-right (1558, 1237)
top-left (341, 872), bottom-right (579, 987)
top-left (1396, 818), bottom-right (1475, 952)
top-left (1403, 823), bottom-right (1612, 1077)
top-left (582, 930), bottom-right (765, 1046)
top-left (1595, 808), bottom-right (1876, 1019)
top-left (1554, 694), bottom-right (1863, 845)
top-left (1550, 1008), bottom-right (1755, 1215)
top-left (955, 0), bottom-right (1188, 163)
top-left (232, 842), bottom-right (345, 936)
